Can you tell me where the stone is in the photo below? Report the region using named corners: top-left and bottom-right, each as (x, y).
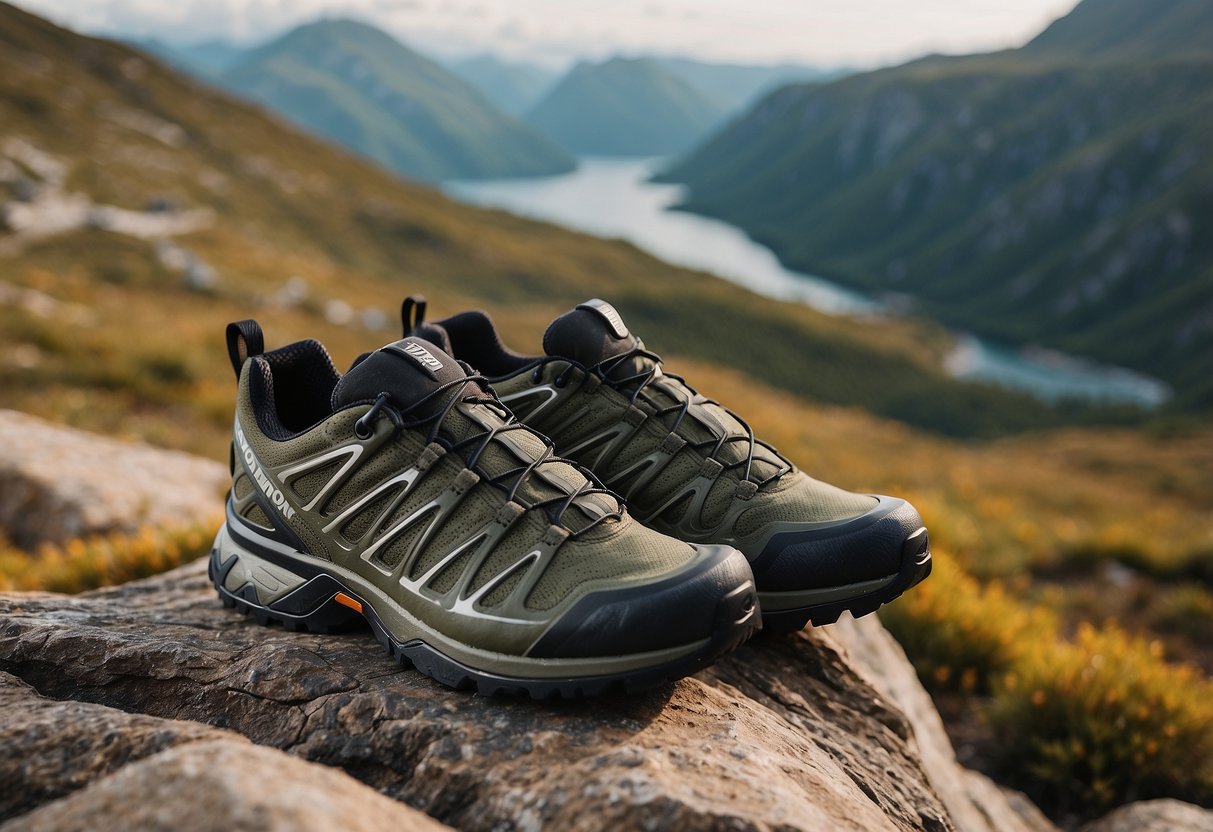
top-left (1081, 799), bottom-right (1213, 832)
top-left (0, 670), bottom-right (228, 820)
top-left (1, 560), bottom-right (956, 831)
top-left (2, 737), bottom-right (451, 832)
top-left (0, 410), bottom-right (227, 548)
top-left (830, 612), bottom-right (1060, 832)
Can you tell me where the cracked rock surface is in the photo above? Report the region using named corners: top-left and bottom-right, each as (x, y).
top-left (2, 560), bottom-right (960, 831)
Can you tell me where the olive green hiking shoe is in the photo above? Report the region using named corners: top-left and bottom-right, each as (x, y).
top-left (211, 320), bottom-right (759, 697)
top-left (404, 296), bottom-right (932, 633)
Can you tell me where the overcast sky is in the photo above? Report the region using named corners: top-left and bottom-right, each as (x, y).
top-left (17, 0), bottom-right (1080, 68)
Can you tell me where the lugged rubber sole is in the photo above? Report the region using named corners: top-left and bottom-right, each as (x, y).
top-left (759, 526), bottom-right (933, 635)
top-left (207, 534), bottom-right (761, 699)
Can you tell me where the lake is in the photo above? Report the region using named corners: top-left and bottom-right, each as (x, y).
top-left (446, 157), bottom-right (1171, 408)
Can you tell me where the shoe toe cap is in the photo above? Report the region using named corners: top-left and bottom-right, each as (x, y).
top-left (748, 495), bottom-right (927, 591)
top-left (526, 544), bottom-right (757, 659)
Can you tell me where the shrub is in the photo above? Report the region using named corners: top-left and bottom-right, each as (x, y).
top-left (987, 623), bottom-right (1213, 817)
top-left (0, 520), bottom-right (218, 594)
top-left (881, 555), bottom-right (1054, 693)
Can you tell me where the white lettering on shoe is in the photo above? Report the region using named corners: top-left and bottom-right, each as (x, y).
top-left (235, 423), bottom-right (297, 520)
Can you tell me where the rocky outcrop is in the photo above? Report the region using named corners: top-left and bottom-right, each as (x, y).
top-left (831, 614), bottom-right (1058, 832)
top-left (0, 410), bottom-right (227, 548)
top-left (0, 560), bottom-right (960, 831)
top-left (0, 671), bottom-right (450, 832)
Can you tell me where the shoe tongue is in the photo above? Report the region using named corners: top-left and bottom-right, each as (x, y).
top-left (543, 299), bottom-right (640, 367)
top-left (332, 337), bottom-right (466, 411)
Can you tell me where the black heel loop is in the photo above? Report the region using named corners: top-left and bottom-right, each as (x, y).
top-left (225, 320), bottom-right (265, 381)
top-left (401, 295), bottom-right (427, 336)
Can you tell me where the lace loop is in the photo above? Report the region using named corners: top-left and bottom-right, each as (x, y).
top-left (389, 374), bottom-right (622, 537)
top-left (354, 392), bottom-right (390, 439)
top-left (536, 347), bottom-right (792, 489)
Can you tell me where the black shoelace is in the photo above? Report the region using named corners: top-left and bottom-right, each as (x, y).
top-left (540, 348), bottom-right (792, 489)
top-left (360, 371), bottom-right (623, 537)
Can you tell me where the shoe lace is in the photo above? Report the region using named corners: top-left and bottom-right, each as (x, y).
top-left (543, 347), bottom-right (792, 489)
top-left (365, 370), bottom-right (623, 538)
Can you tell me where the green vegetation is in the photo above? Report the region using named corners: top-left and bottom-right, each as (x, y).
top-left (525, 57), bottom-right (726, 156)
top-left (662, 0), bottom-right (1213, 411)
top-left (219, 18), bottom-right (574, 181)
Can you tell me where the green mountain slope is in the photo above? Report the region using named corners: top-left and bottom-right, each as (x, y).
top-left (653, 56), bottom-right (847, 113)
top-left (449, 54), bottom-right (557, 116)
top-left (1025, 0), bottom-right (1213, 60)
top-left (662, 0), bottom-right (1213, 410)
top-left (526, 57), bottom-right (727, 156)
top-left (218, 19), bottom-right (574, 181)
top-left (131, 37), bottom-right (245, 78)
top-left (0, 0), bottom-right (1133, 448)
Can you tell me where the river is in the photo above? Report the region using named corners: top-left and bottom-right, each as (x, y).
top-left (445, 157), bottom-right (1171, 408)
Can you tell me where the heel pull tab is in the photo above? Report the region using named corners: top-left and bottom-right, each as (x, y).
top-left (225, 320), bottom-right (264, 380)
top-left (401, 295), bottom-right (427, 337)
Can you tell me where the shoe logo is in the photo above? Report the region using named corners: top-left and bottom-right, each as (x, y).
top-left (578, 299), bottom-right (629, 339)
top-left (389, 339), bottom-right (444, 377)
top-left (235, 423), bottom-right (297, 520)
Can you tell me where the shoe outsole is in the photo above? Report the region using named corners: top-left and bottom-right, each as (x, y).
top-left (208, 547), bottom-right (761, 699)
top-left (759, 526), bottom-right (933, 635)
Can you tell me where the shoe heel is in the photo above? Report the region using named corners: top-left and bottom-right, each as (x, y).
top-left (209, 523), bottom-right (365, 634)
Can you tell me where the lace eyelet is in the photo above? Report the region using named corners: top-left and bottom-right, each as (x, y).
top-left (531, 368), bottom-right (543, 383)
top-left (354, 420), bottom-right (374, 440)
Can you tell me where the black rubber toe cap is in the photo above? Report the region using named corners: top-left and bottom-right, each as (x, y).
top-left (748, 496), bottom-right (925, 591)
top-left (526, 544), bottom-right (757, 659)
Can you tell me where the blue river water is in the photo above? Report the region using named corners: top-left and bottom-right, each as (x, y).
top-left (445, 157), bottom-right (1171, 408)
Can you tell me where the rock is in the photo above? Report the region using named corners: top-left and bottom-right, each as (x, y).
top-left (0, 670), bottom-right (449, 832)
top-left (0, 410), bottom-right (227, 548)
top-left (1, 560), bottom-right (957, 831)
top-left (1081, 799), bottom-right (1213, 832)
top-left (4, 736), bottom-right (449, 832)
top-left (830, 613), bottom-right (1059, 832)
top-left (0, 670), bottom-right (232, 819)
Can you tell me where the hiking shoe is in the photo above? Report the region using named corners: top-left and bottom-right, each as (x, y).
top-left (404, 296), bottom-right (932, 633)
top-left (211, 320), bottom-right (759, 697)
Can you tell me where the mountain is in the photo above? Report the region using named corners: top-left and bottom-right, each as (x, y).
top-left (218, 19), bottom-right (574, 181)
top-left (1024, 0), bottom-right (1213, 60)
top-left (131, 37), bottom-right (245, 78)
top-left (525, 57), bottom-right (727, 156)
top-left (661, 0), bottom-right (1213, 411)
top-left (448, 54), bottom-right (557, 116)
top-left (652, 56), bottom-right (849, 113)
top-left (0, 0), bottom-right (1115, 455)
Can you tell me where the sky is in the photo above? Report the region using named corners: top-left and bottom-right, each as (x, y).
top-left (17, 0), bottom-right (1081, 69)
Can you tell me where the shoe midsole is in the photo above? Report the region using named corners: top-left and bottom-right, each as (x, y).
top-left (756, 573), bottom-right (898, 612)
top-left (213, 522), bottom-right (712, 680)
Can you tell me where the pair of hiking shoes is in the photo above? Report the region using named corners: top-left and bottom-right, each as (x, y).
top-left (212, 297), bottom-right (931, 698)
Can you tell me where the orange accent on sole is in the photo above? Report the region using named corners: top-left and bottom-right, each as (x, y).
top-left (334, 592), bottom-right (363, 614)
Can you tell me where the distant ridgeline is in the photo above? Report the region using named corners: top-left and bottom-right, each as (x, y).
top-left (216, 19), bottom-right (575, 182)
top-left (524, 57), bottom-right (729, 157)
top-left (661, 0), bottom-right (1213, 411)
